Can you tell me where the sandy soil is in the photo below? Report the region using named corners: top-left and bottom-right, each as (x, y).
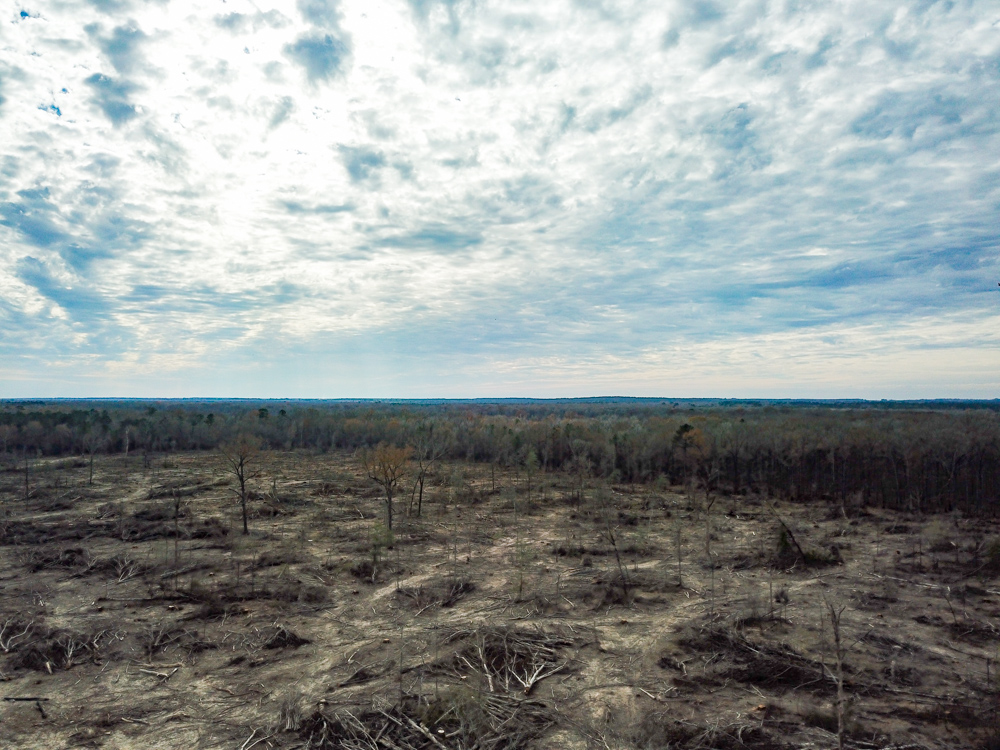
top-left (0, 450), bottom-right (997, 749)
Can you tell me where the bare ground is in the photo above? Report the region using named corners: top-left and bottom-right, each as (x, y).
top-left (0, 450), bottom-right (998, 749)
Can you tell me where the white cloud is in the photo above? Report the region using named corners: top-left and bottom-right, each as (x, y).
top-left (0, 0), bottom-right (998, 397)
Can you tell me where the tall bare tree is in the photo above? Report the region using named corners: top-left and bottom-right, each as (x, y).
top-left (220, 434), bottom-right (262, 535)
top-left (84, 426), bottom-right (107, 486)
top-left (569, 439), bottom-right (591, 504)
top-left (0, 425), bottom-right (15, 469)
top-left (22, 421), bottom-right (44, 502)
top-left (523, 448), bottom-right (539, 503)
top-left (359, 443), bottom-right (411, 530)
top-left (409, 423), bottom-right (447, 517)
top-left (825, 599), bottom-right (848, 750)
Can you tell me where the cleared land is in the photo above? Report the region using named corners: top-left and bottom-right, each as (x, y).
top-left (0, 450), bottom-right (997, 749)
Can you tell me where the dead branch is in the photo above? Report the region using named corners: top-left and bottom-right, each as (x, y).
top-left (763, 500), bottom-right (808, 563)
top-left (0, 618), bottom-right (35, 652)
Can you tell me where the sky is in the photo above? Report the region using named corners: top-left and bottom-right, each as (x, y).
top-left (1, 0), bottom-right (998, 399)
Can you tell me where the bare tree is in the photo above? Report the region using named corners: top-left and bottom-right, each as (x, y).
top-left (523, 448), bottom-right (539, 504)
top-left (569, 440), bottom-right (591, 504)
top-left (485, 423), bottom-right (501, 492)
top-left (359, 443), bottom-right (411, 530)
top-left (718, 419), bottom-right (751, 495)
top-left (0, 424), bottom-right (16, 467)
top-left (825, 600), bottom-right (847, 750)
top-left (409, 423), bottom-right (447, 517)
top-left (22, 421), bottom-right (44, 502)
top-left (220, 434), bottom-right (262, 535)
top-left (596, 487), bottom-right (630, 602)
top-left (83, 427), bottom-right (107, 486)
top-left (0, 425), bottom-right (15, 523)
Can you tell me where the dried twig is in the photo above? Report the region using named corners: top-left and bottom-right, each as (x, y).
top-left (0, 618), bottom-right (34, 652)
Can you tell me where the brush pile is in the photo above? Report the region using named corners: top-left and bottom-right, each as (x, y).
top-left (437, 625), bottom-right (574, 695)
top-left (300, 694), bottom-right (554, 750)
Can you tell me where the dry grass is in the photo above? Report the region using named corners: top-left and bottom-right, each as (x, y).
top-left (0, 449), bottom-right (998, 749)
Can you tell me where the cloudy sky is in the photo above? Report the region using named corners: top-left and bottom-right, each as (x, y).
top-left (1, 0), bottom-right (998, 398)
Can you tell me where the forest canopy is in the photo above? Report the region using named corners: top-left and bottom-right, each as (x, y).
top-left (1, 398), bottom-right (998, 516)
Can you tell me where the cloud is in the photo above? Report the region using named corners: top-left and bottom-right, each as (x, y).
top-left (578, 85), bottom-right (653, 133)
top-left (707, 34), bottom-right (757, 67)
top-left (408, 0), bottom-right (466, 36)
top-left (684, 1), bottom-right (725, 27)
top-left (297, 0), bottom-right (343, 28)
top-left (213, 13), bottom-right (245, 31)
top-left (123, 279), bottom-right (310, 314)
top-left (213, 11), bottom-right (290, 32)
top-left (84, 73), bottom-right (138, 125)
top-left (15, 256), bottom-right (107, 321)
top-left (705, 102), bottom-right (770, 175)
top-left (338, 145), bottom-right (386, 183)
top-left (86, 0), bottom-right (132, 14)
top-left (282, 200), bottom-right (354, 214)
top-left (284, 33), bottom-right (349, 82)
top-left (0, 189), bottom-right (67, 248)
top-left (376, 225), bottom-right (483, 252)
top-left (804, 34), bottom-right (837, 70)
top-left (0, 176), bottom-right (146, 275)
top-left (0, 0), bottom-right (997, 397)
top-left (90, 21), bottom-right (147, 74)
top-left (852, 88), bottom-right (965, 141)
top-left (268, 96), bottom-right (295, 129)
top-left (352, 109), bottom-right (397, 140)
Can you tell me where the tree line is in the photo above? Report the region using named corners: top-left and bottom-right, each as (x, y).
top-left (1, 400), bottom-right (998, 516)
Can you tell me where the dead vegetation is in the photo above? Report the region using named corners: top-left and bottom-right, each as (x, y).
top-left (299, 693), bottom-right (554, 750)
top-left (587, 708), bottom-right (791, 750)
top-left (434, 625), bottom-right (575, 695)
top-left (1, 448), bottom-right (999, 749)
top-left (396, 577), bottom-right (477, 611)
top-left (678, 625), bottom-right (836, 694)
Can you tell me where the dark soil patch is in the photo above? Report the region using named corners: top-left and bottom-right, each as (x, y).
top-left (680, 627), bottom-right (835, 694)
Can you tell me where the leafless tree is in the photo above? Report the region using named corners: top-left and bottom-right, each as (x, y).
top-left (569, 440), bottom-right (591, 504)
top-left (83, 428), bottom-right (107, 486)
top-left (825, 599), bottom-right (847, 750)
top-left (523, 448), bottom-right (539, 503)
top-left (0, 424), bottom-right (16, 465)
top-left (220, 434), bottom-right (262, 535)
top-left (409, 423), bottom-right (447, 517)
top-left (22, 421), bottom-right (44, 502)
top-left (596, 487), bottom-right (630, 601)
top-left (359, 443), bottom-right (411, 530)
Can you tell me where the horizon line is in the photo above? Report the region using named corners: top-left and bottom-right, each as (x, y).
top-left (2, 396), bottom-right (998, 404)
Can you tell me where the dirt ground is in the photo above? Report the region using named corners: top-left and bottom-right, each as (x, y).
top-left (0, 450), bottom-right (998, 749)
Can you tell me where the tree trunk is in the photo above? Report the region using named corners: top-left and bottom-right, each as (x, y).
top-left (240, 476), bottom-right (249, 535)
top-left (827, 603), bottom-right (846, 750)
top-left (731, 452), bottom-right (740, 495)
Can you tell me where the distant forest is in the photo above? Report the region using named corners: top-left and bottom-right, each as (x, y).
top-left (2, 399), bottom-right (999, 516)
